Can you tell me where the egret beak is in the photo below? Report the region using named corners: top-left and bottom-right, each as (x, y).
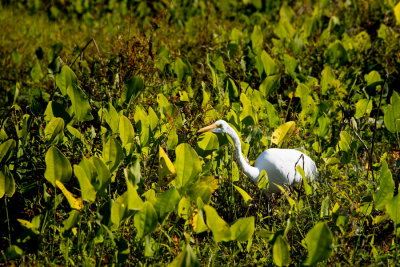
top-left (198, 124), bottom-right (217, 133)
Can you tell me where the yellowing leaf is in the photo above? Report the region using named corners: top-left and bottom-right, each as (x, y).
top-left (394, 2), bottom-right (400, 25)
top-left (192, 210), bottom-right (208, 234)
top-left (159, 146), bottom-right (176, 184)
top-left (271, 121), bottom-right (296, 147)
top-left (233, 184), bottom-right (253, 205)
top-left (55, 180), bottom-right (83, 211)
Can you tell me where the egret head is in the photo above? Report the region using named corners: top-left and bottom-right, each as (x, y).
top-left (198, 120), bottom-right (231, 134)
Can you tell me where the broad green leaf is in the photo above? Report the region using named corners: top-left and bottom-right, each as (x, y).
top-left (99, 103), bottom-right (120, 133)
top-left (126, 178), bottom-right (144, 211)
top-left (188, 176), bottom-right (218, 204)
top-left (174, 143), bottom-right (202, 189)
top-left (197, 132), bottom-right (219, 152)
top-left (251, 25), bottom-right (263, 54)
top-left (271, 121), bottom-right (296, 147)
top-left (134, 106), bottom-right (150, 147)
top-left (44, 117), bottom-right (64, 144)
top-left (169, 244), bottom-right (200, 267)
top-left (283, 54), bottom-right (298, 76)
top-left (178, 196), bottom-right (191, 219)
top-left (0, 139), bottom-right (16, 165)
top-left (56, 65), bottom-right (93, 121)
top-left (203, 205), bottom-right (231, 242)
top-left (124, 159), bottom-right (141, 186)
top-left (119, 115), bottom-right (135, 147)
top-left (364, 70), bottom-right (382, 86)
top-left (320, 66), bottom-right (338, 95)
top-left (324, 40), bottom-right (348, 67)
top-left (103, 136), bottom-right (124, 173)
top-left (274, 18), bottom-right (295, 40)
top-left (134, 201), bottom-right (158, 238)
top-left (355, 99), bottom-right (372, 118)
top-left (338, 131), bottom-right (351, 152)
top-left (265, 100), bottom-right (280, 129)
top-left (63, 210), bottom-right (80, 232)
top-left (159, 146), bottom-right (176, 184)
top-left (55, 180), bottom-right (83, 210)
top-left (122, 76), bottom-right (145, 105)
top-left (374, 160), bottom-right (394, 210)
top-left (273, 235), bottom-right (290, 266)
top-left (317, 115), bottom-right (330, 138)
top-left (154, 187), bottom-right (180, 218)
top-left (0, 166), bottom-right (15, 198)
top-left (91, 156), bottom-right (111, 192)
top-left (385, 187), bottom-right (400, 228)
top-left (74, 164), bottom-right (96, 202)
top-left (44, 146), bottom-right (72, 186)
top-left (66, 125), bottom-right (85, 144)
top-left (303, 222), bottom-right (333, 266)
top-left (261, 50), bottom-right (278, 76)
top-left (259, 75), bottom-right (280, 98)
top-left (30, 59), bottom-right (43, 82)
top-left (230, 216), bottom-right (255, 241)
top-left (383, 91), bottom-right (400, 133)
top-left (192, 210), bottom-right (208, 234)
top-left (233, 184), bottom-right (253, 205)
top-left (111, 192), bottom-right (129, 229)
top-left (394, 2), bottom-right (400, 25)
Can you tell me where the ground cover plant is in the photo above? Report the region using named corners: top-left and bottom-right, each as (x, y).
top-left (1, 0), bottom-right (400, 265)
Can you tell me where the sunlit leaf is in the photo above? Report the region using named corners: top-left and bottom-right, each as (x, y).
top-left (251, 25), bottom-right (263, 54)
top-left (188, 176), bottom-right (218, 204)
top-left (119, 115), bottom-right (135, 147)
top-left (273, 235), bottom-right (290, 266)
top-left (159, 146), bottom-right (176, 183)
top-left (103, 136), bottom-right (124, 173)
top-left (233, 184), bottom-right (252, 205)
top-left (111, 192), bottom-right (129, 229)
top-left (271, 121), bottom-right (296, 147)
top-left (174, 143), bottom-right (201, 189)
top-left (122, 76), bottom-right (145, 105)
top-left (134, 201), bottom-right (158, 238)
top-left (63, 210), bottom-right (80, 232)
top-left (0, 166), bottom-right (15, 198)
top-left (385, 187), bottom-right (400, 228)
top-left (374, 160), bottom-right (394, 210)
top-left (303, 222), bottom-right (333, 265)
top-left (260, 50), bottom-right (278, 76)
top-left (203, 205), bottom-right (231, 242)
top-left (338, 131), bottom-right (351, 152)
top-left (44, 117), bottom-right (64, 144)
top-left (55, 180), bottom-right (83, 211)
top-left (74, 164), bottom-right (96, 202)
top-left (383, 91), bottom-right (400, 133)
top-left (355, 99), bottom-right (372, 118)
top-left (197, 132), bottom-right (219, 153)
top-left (230, 216), bottom-right (254, 241)
top-left (0, 139), bottom-right (16, 165)
top-left (44, 146), bottom-right (72, 186)
top-left (394, 2), bottom-right (400, 25)
top-left (192, 210), bottom-right (208, 234)
top-left (178, 196), bottom-right (191, 220)
top-left (154, 187), bottom-right (180, 218)
top-left (126, 177), bottom-right (144, 211)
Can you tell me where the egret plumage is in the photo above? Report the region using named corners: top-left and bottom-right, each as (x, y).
top-left (198, 120), bottom-right (318, 193)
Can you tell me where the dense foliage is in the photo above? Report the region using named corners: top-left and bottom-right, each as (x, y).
top-left (1, 0), bottom-right (400, 265)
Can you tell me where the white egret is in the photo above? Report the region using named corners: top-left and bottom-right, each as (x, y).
top-left (198, 120), bottom-right (318, 193)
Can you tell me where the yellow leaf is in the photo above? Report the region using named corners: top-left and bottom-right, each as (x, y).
top-left (55, 180), bottom-right (83, 211)
top-left (271, 121), bottom-right (296, 147)
top-left (17, 219), bottom-right (34, 229)
top-left (233, 184), bottom-right (253, 205)
top-left (192, 211), bottom-right (208, 233)
top-left (394, 2), bottom-right (400, 25)
top-left (159, 146), bottom-right (176, 183)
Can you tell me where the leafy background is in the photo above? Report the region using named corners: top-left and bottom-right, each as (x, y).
top-left (1, 0), bottom-right (400, 265)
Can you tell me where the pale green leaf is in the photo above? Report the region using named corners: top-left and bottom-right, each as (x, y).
top-left (44, 146), bottom-right (72, 186)
top-left (134, 202), bottom-right (158, 238)
top-left (103, 136), bottom-right (124, 173)
top-left (230, 216), bottom-right (255, 241)
top-left (374, 160), bottom-right (394, 210)
top-left (355, 99), bottom-right (373, 118)
top-left (119, 115), bottom-right (135, 147)
top-left (174, 143), bottom-right (201, 189)
top-left (303, 222), bottom-right (333, 265)
top-left (233, 184), bottom-right (253, 205)
top-left (74, 164), bottom-right (96, 202)
top-left (203, 205), bottom-right (231, 242)
top-left (168, 244), bottom-right (199, 267)
top-left (273, 235), bottom-right (290, 266)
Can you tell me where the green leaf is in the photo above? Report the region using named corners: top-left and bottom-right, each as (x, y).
top-left (30, 59), bottom-right (43, 82)
top-left (173, 58), bottom-right (191, 81)
top-left (203, 205), bottom-right (231, 242)
top-left (273, 235), bottom-right (290, 266)
top-left (251, 25), bottom-right (263, 54)
top-left (364, 70), bottom-right (382, 86)
top-left (103, 136), bottom-right (124, 173)
top-left (320, 66), bottom-right (338, 95)
top-left (74, 164), bottom-right (96, 202)
top-left (122, 76), bottom-right (145, 104)
top-left (303, 222), bottom-right (333, 266)
top-left (178, 196), bottom-right (191, 220)
top-left (154, 187), bottom-right (180, 218)
top-left (274, 18), bottom-right (295, 40)
top-left (111, 193), bottom-right (129, 229)
top-left (119, 115), bottom-right (135, 147)
top-left (324, 40), bottom-right (348, 67)
top-left (134, 106), bottom-right (150, 147)
top-left (0, 166), bottom-right (15, 198)
top-left (188, 176), bottom-right (219, 204)
top-left (230, 216), bottom-right (255, 242)
top-left (394, 2), bottom-right (400, 25)
top-left (169, 244), bottom-right (200, 267)
top-left (383, 91), bottom-right (400, 133)
top-left (265, 100), bottom-right (280, 129)
top-left (197, 132), bottom-right (219, 153)
top-left (374, 160), bottom-right (394, 210)
top-left (56, 65), bottom-right (93, 121)
top-left (233, 184), bottom-right (253, 205)
top-left (0, 139), bottom-right (16, 165)
top-left (126, 178), bottom-right (144, 211)
top-left (44, 146), bottom-right (72, 186)
top-left (385, 187), bottom-right (400, 228)
top-left (355, 99), bottom-right (373, 118)
top-left (261, 50), bottom-right (278, 76)
top-left (338, 131), bottom-right (351, 152)
top-left (271, 121), bottom-right (296, 147)
top-left (62, 210), bottom-right (80, 232)
top-left (134, 201), bottom-right (158, 238)
top-left (174, 143), bottom-right (202, 189)
top-left (44, 117), bottom-right (64, 144)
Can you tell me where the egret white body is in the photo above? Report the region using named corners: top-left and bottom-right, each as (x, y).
top-left (198, 120), bottom-right (318, 193)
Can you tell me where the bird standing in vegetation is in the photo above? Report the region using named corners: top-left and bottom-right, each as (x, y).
top-left (198, 120), bottom-right (318, 193)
